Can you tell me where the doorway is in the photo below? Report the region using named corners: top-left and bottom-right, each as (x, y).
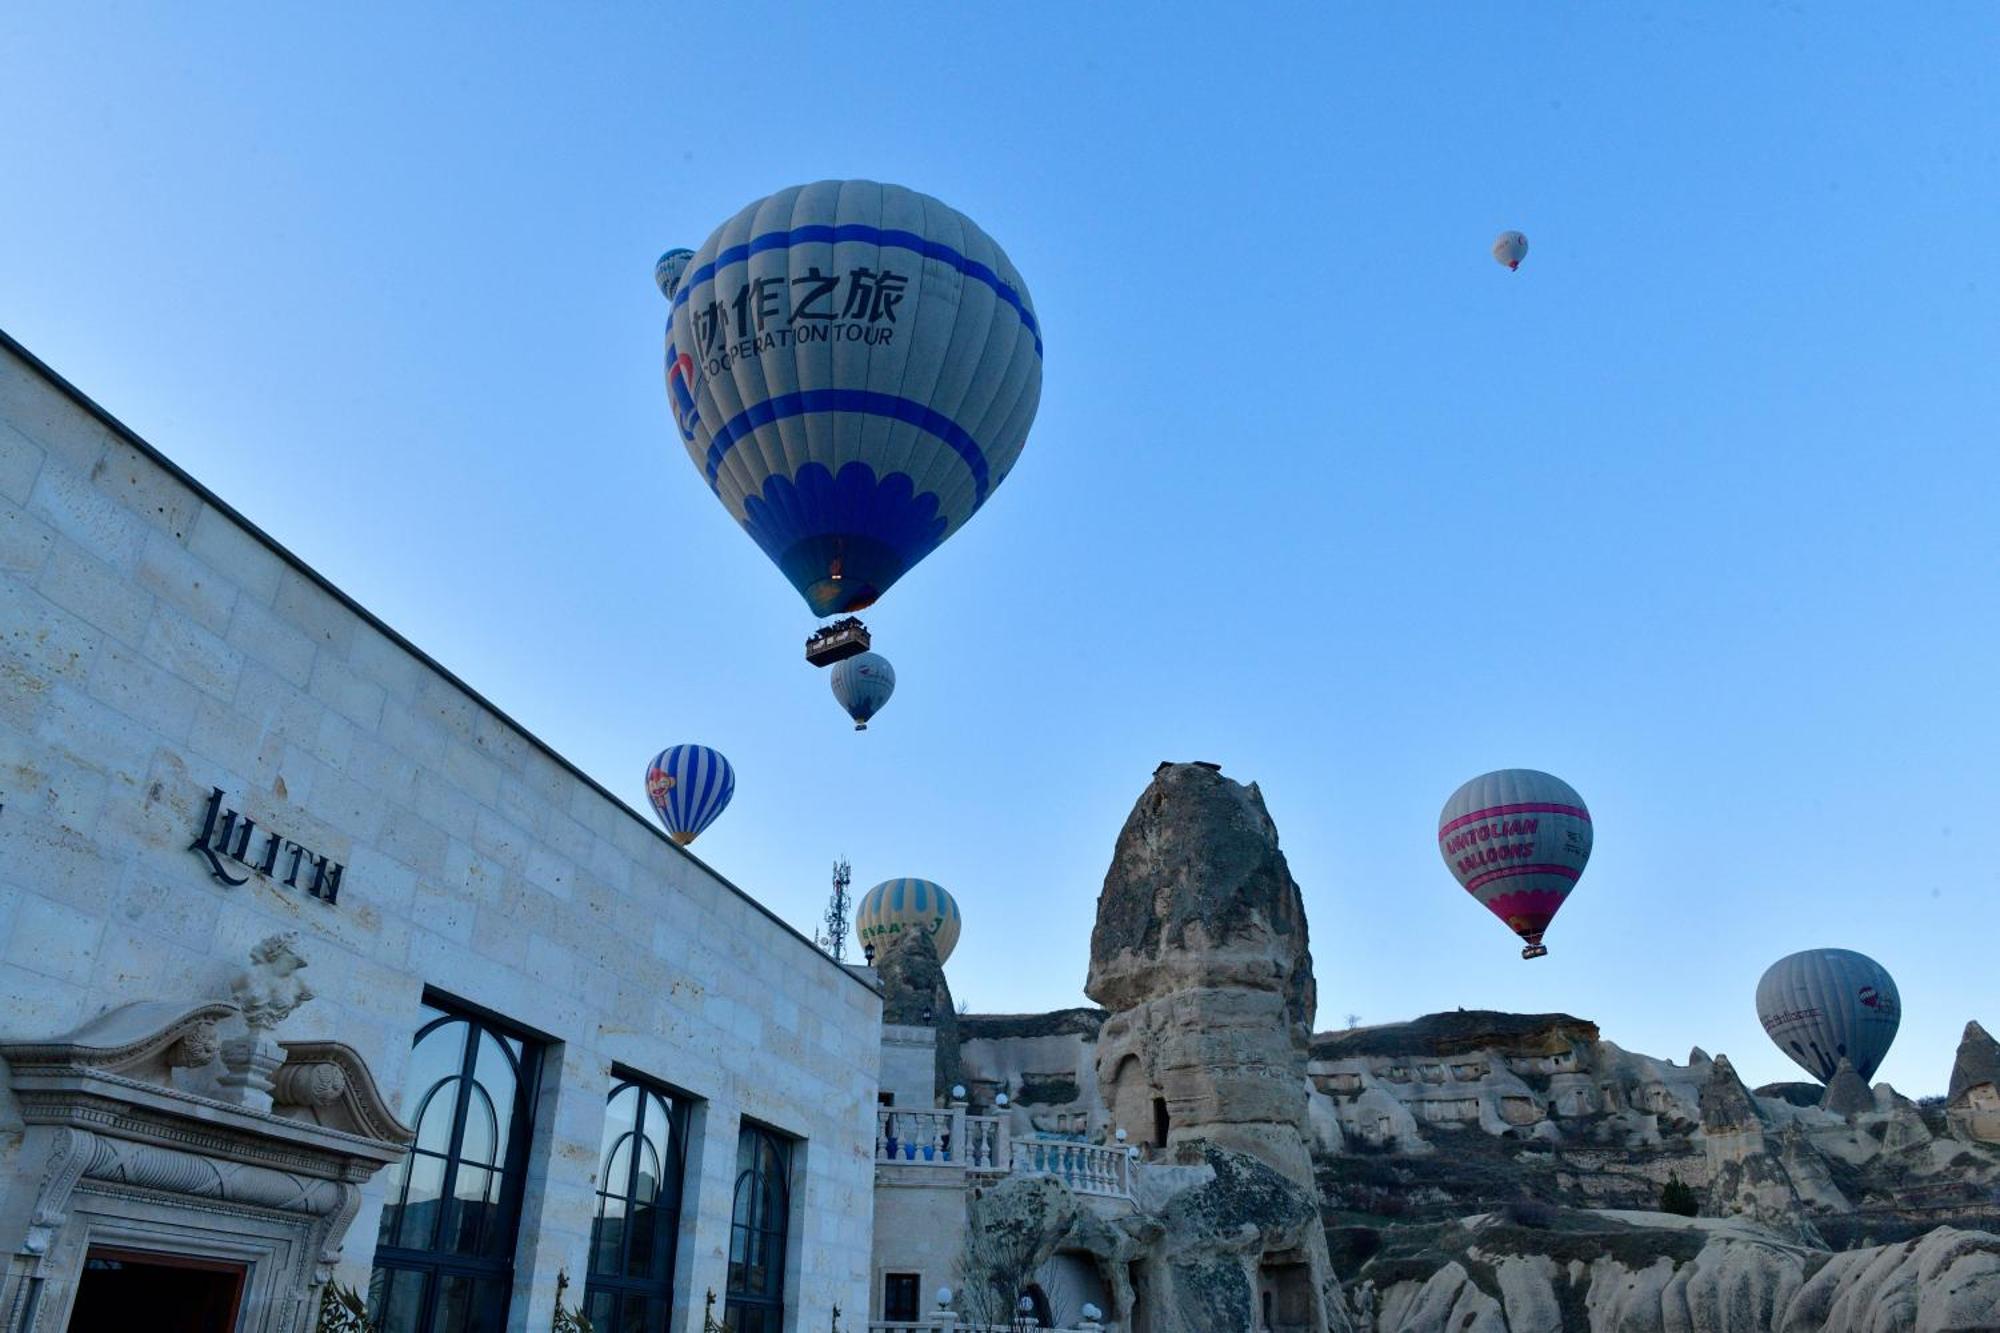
top-left (69, 1248), bottom-right (247, 1333)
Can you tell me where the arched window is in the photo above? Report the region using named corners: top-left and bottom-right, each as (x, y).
top-left (584, 1076), bottom-right (689, 1332)
top-left (370, 999), bottom-right (543, 1333)
top-left (724, 1124), bottom-right (793, 1333)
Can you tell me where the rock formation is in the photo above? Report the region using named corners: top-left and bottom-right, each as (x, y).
top-left (1344, 1219), bottom-right (2000, 1332)
top-left (1086, 761), bottom-right (1317, 1184)
top-left (1078, 762), bottom-right (1342, 1331)
top-left (1947, 1019), bottom-right (2000, 1144)
top-left (874, 925), bottom-right (960, 1098)
top-left (1817, 1059), bottom-right (1873, 1117)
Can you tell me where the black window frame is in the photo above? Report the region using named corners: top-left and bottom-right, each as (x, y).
top-left (369, 993), bottom-right (546, 1333)
top-left (724, 1121), bottom-right (795, 1333)
top-left (583, 1069), bottom-right (693, 1333)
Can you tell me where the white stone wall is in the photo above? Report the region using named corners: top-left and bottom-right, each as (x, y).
top-left (0, 340), bottom-right (882, 1333)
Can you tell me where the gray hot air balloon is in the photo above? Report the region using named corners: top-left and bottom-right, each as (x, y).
top-left (830, 650), bottom-right (895, 730)
top-left (1755, 948), bottom-right (1901, 1083)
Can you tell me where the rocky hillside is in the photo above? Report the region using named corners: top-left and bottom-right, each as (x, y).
top-left (1311, 1009), bottom-right (2000, 1328)
top-left (947, 764), bottom-right (2000, 1330)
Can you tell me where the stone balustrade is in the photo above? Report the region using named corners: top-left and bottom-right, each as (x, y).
top-left (1007, 1138), bottom-right (1132, 1198)
top-left (868, 1321), bottom-right (1101, 1332)
top-left (875, 1108), bottom-right (1011, 1170)
top-left (875, 1110), bottom-right (1134, 1199)
top-left (868, 1312), bottom-right (1104, 1320)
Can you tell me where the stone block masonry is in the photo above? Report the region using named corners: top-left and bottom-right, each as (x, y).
top-left (0, 331), bottom-right (882, 1333)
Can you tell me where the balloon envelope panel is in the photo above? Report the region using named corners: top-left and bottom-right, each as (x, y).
top-left (1756, 948), bottom-right (1901, 1082)
top-left (665, 180), bottom-right (1043, 616)
top-left (831, 651), bottom-right (896, 727)
top-left (1438, 769), bottom-right (1592, 947)
top-left (644, 745), bottom-right (735, 846)
top-left (856, 877), bottom-right (961, 964)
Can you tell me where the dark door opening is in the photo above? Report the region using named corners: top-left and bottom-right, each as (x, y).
top-left (1152, 1096), bottom-right (1169, 1148)
top-left (70, 1248), bottom-right (246, 1333)
top-left (882, 1272), bottom-right (920, 1321)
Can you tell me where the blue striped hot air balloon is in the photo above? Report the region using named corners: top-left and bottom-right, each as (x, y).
top-left (855, 878), bottom-right (961, 964)
top-left (657, 181), bottom-right (1043, 618)
top-left (644, 745), bottom-right (735, 846)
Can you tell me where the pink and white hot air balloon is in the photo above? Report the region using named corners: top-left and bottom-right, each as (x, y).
top-left (1437, 769), bottom-right (1591, 959)
top-left (1492, 230), bottom-right (1528, 271)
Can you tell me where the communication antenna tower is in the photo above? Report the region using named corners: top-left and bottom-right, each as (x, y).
top-left (818, 858), bottom-right (853, 960)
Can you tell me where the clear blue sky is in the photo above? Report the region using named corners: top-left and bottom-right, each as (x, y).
top-left (4, 4), bottom-right (1996, 1094)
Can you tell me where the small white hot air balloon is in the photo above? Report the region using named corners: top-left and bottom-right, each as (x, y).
top-left (1492, 230), bottom-right (1529, 271)
top-left (831, 651), bottom-right (895, 730)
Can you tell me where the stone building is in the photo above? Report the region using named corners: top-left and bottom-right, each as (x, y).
top-left (0, 332), bottom-right (883, 1332)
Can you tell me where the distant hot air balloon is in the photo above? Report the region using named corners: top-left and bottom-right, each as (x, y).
top-left (657, 181), bottom-right (1043, 631)
top-left (831, 651), bottom-right (895, 730)
top-left (644, 745), bottom-right (735, 846)
top-left (855, 878), bottom-right (961, 964)
top-left (1756, 948), bottom-right (1901, 1083)
top-left (1492, 230), bottom-right (1528, 271)
top-left (1438, 769), bottom-right (1592, 959)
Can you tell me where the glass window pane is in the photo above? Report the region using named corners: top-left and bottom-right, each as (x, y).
top-left (601, 1084), bottom-right (640, 1178)
top-left (473, 1031), bottom-right (519, 1152)
top-left (413, 1078), bottom-right (463, 1155)
top-left (368, 1266), bottom-right (426, 1333)
top-left (450, 1163), bottom-right (498, 1256)
top-left (380, 1151), bottom-right (446, 1251)
top-left (585, 1290), bottom-right (617, 1333)
top-left (634, 1139), bottom-right (662, 1205)
top-left (435, 1273), bottom-right (474, 1333)
top-left (402, 1019), bottom-right (469, 1121)
top-left (592, 1193), bottom-right (626, 1277)
top-left (605, 1135), bottom-right (634, 1204)
top-left (625, 1197), bottom-right (656, 1280)
top-left (460, 1082), bottom-right (500, 1167)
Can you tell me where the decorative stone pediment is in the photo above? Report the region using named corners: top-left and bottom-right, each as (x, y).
top-left (0, 999), bottom-right (235, 1088)
top-left (0, 935), bottom-right (412, 1333)
top-left (274, 1039), bottom-right (409, 1144)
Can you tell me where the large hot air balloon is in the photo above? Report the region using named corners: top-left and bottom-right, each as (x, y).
top-left (658, 181), bottom-right (1043, 630)
top-left (644, 745), bottom-right (735, 846)
top-left (1492, 230), bottom-right (1528, 271)
top-left (1756, 948), bottom-right (1901, 1083)
top-left (831, 651), bottom-right (895, 730)
top-left (1438, 769), bottom-right (1592, 959)
top-left (855, 878), bottom-right (961, 964)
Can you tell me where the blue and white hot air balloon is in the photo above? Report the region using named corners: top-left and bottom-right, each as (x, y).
top-left (644, 745), bottom-right (735, 846)
top-left (658, 181), bottom-right (1043, 618)
top-left (831, 651), bottom-right (895, 730)
top-left (856, 878), bottom-right (961, 964)
top-left (1756, 948), bottom-right (1902, 1083)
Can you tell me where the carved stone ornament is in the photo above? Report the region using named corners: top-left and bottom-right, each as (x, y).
top-left (0, 994), bottom-right (413, 1333)
top-left (220, 932), bottom-right (318, 1112)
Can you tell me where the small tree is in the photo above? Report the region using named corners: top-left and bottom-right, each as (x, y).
top-left (1660, 1172), bottom-right (1700, 1217)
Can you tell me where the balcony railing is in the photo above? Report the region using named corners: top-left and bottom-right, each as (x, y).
top-left (874, 1110), bottom-right (1134, 1199)
top-left (1007, 1138), bottom-right (1132, 1198)
top-left (875, 1108), bottom-right (1009, 1171)
top-left (868, 1321), bottom-right (1103, 1333)
top-left (868, 1312), bottom-right (1104, 1320)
